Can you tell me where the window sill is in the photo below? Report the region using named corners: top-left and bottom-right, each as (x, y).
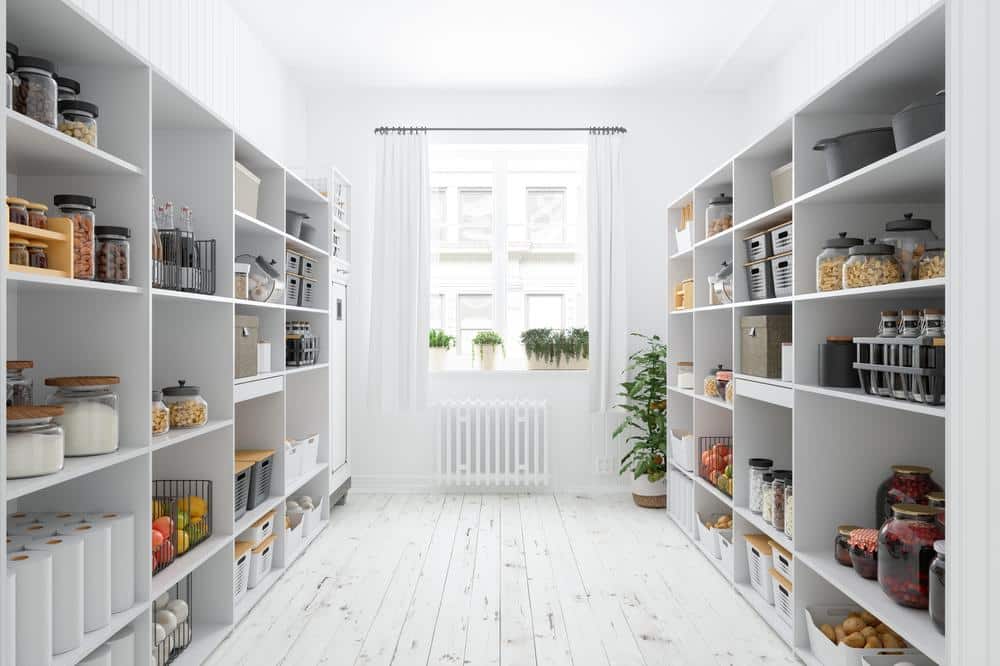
top-left (430, 369), bottom-right (589, 375)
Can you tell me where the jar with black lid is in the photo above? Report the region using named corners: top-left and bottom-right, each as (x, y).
top-left (770, 470), bottom-right (791, 530)
top-left (58, 99), bottom-right (98, 147)
top-left (843, 238), bottom-right (902, 288)
top-left (95, 226), bottom-right (130, 283)
top-left (13, 55), bottom-right (57, 127)
top-left (54, 194), bottom-right (96, 280)
top-left (748, 458), bottom-right (773, 513)
top-left (884, 212), bottom-right (938, 280)
top-left (816, 232), bottom-right (862, 292)
top-left (55, 75), bottom-right (80, 101)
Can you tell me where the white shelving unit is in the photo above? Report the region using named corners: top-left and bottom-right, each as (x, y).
top-left (666, 4), bottom-right (947, 665)
top-left (0, 1), bottom-right (352, 664)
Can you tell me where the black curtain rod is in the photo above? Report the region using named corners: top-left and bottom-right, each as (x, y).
top-left (373, 126), bottom-right (626, 135)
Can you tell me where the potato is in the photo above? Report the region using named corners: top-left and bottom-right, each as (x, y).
top-left (835, 626), bottom-right (847, 643)
top-left (842, 617), bottom-right (866, 634)
top-left (860, 626), bottom-right (877, 638)
top-left (873, 623), bottom-right (891, 635)
top-left (880, 633), bottom-right (903, 649)
top-left (865, 636), bottom-right (883, 649)
top-left (820, 624), bottom-right (836, 643)
top-left (860, 611), bottom-right (880, 626)
top-left (847, 611), bottom-right (862, 618)
top-left (843, 632), bottom-right (866, 648)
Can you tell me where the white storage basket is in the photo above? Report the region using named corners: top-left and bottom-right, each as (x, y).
top-left (744, 534), bottom-right (774, 604)
top-left (245, 509), bottom-right (276, 546)
top-left (805, 606), bottom-right (920, 666)
top-left (247, 535), bottom-right (275, 589)
top-left (285, 250), bottom-right (302, 276)
top-left (669, 429), bottom-right (695, 472)
top-left (235, 161), bottom-right (261, 219)
top-left (718, 530), bottom-right (734, 574)
top-left (299, 433), bottom-right (319, 468)
top-left (285, 521), bottom-right (303, 560)
top-left (769, 539), bottom-right (793, 582)
top-left (675, 222), bottom-right (692, 253)
top-left (769, 221), bottom-right (793, 254)
top-left (769, 569), bottom-right (794, 626)
top-left (745, 258), bottom-right (774, 301)
top-left (233, 541), bottom-right (251, 604)
top-left (285, 441), bottom-right (303, 483)
top-left (696, 513), bottom-right (721, 559)
top-left (744, 231), bottom-right (771, 262)
top-left (769, 252), bottom-right (794, 298)
top-left (302, 496), bottom-right (325, 539)
top-left (286, 274), bottom-right (302, 306)
top-left (300, 256), bottom-right (318, 280)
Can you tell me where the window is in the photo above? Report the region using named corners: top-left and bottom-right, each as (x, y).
top-left (429, 294), bottom-right (445, 330)
top-left (525, 294), bottom-right (565, 329)
top-left (458, 188), bottom-right (493, 244)
top-left (526, 188), bottom-right (567, 243)
top-left (431, 188), bottom-right (447, 242)
top-left (457, 293), bottom-right (494, 353)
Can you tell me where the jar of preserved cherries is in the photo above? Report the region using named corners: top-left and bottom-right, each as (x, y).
top-left (878, 504), bottom-right (944, 609)
top-left (849, 528), bottom-right (880, 580)
top-left (876, 465), bottom-right (942, 526)
top-left (835, 524), bottom-right (861, 567)
top-left (929, 540), bottom-right (945, 634)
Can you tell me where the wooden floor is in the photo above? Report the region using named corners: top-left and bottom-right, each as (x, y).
top-left (207, 494), bottom-right (798, 666)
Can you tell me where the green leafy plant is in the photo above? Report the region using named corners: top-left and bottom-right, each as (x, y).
top-left (614, 333), bottom-right (667, 482)
top-left (429, 329), bottom-right (454, 350)
top-left (472, 330), bottom-right (505, 361)
top-left (520, 328), bottom-right (589, 367)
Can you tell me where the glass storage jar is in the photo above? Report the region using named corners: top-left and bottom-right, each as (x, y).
top-left (46, 376), bottom-right (120, 456)
top-left (926, 491), bottom-right (945, 512)
top-left (26, 240), bottom-right (47, 269)
top-left (716, 368), bottom-right (733, 402)
top-left (760, 472), bottom-right (775, 525)
top-left (703, 364), bottom-right (724, 399)
top-left (878, 504), bottom-right (944, 608)
top-left (26, 201), bottom-right (47, 229)
top-left (816, 232), bottom-right (862, 292)
top-left (844, 238), bottom-right (902, 288)
top-left (58, 100), bottom-right (98, 147)
top-left (162, 380), bottom-right (208, 428)
top-left (884, 212), bottom-right (938, 280)
top-left (748, 458), bottom-right (773, 513)
top-left (899, 309), bottom-right (922, 338)
top-left (55, 75), bottom-right (79, 102)
top-left (676, 361), bottom-right (694, 390)
top-left (151, 197), bottom-right (164, 289)
top-left (849, 528), bottom-right (880, 579)
top-left (5, 42), bottom-right (16, 110)
top-left (707, 260), bottom-right (734, 304)
top-left (922, 308), bottom-right (945, 337)
top-left (6, 360), bottom-right (33, 407)
top-left (877, 465), bottom-right (942, 526)
top-left (835, 524), bottom-right (862, 567)
top-left (8, 237), bottom-right (28, 267)
top-left (95, 226), bottom-right (130, 283)
top-left (918, 240), bottom-right (946, 280)
top-left (6, 406), bottom-right (64, 479)
top-left (7, 197), bottom-right (28, 226)
top-left (705, 193), bottom-right (733, 238)
top-left (54, 194), bottom-right (96, 280)
top-left (878, 310), bottom-right (899, 337)
top-left (234, 262), bottom-right (250, 300)
top-left (151, 390), bottom-right (170, 436)
top-left (784, 482), bottom-right (794, 539)
top-left (929, 540), bottom-right (945, 634)
top-left (771, 471), bottom-right (790, 530)
top-left (13, 55), bottom-right (57, 127)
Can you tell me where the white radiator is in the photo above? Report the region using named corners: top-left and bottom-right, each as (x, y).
top-left (436, 400), bottom-right (549, 487)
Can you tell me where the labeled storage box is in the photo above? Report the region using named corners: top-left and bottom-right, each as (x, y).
top-left (285, 249), bottom-right (301, 275)
top-left (235, 450), bottom-right (274, 510)
top-left (235, 315), bottom-right (260, 379)
top-left (233, 541), bottom-right (252, 604)
top-left (245, 509), bottom-right (276, 546)
top-left (235, 161), bottom-right (261, 219)
top-left (745, 258), bottom-right (774, 301)
top-left (770, 162), bottom-right (793, 206)
top-left (769, 569), bottom-right (793, 626)
top-left (744, 534), bottom-right (774, 604)
top-left (286, 274), bottom-right (302, 306)
top-left (744, 230), bottom-right (771, 262)
top-left (769, 253), bottom-right (793, 297)
top-left (234, 459), bottom-right (253, 522)
top-left (300, 278), bottom-right (317, 307)
top-left (769, 539), bottom-right (793, 582)
top-left (805, 606), bottom-right (919, 666)
top-left (769, 221), bottom-right (793, 254)
top-left (300, 255), bottom-right (318, 280)
top-left (247, 534), bottom-right (275, 589)
top-left (741, 314), bottom-right (792, 378)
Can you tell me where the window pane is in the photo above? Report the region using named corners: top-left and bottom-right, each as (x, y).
top-left (526, 188), bottom-right (566, 243)
top-left (459, 188), bottom-right (493, 244)
top-left (526, 294), bottom-right (564, 329)
top-left (429, 294), bottom-right (444, 330)
top-left (431, 188), bottom-right (447, 242)
top-left (458, 294), bottom-right (493, 352)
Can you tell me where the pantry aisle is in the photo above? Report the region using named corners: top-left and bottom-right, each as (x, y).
top-left (206, 494), bottom-right (796, 666)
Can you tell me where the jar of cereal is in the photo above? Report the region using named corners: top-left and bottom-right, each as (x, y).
top-left (161, 380), bottom-right (208, 428)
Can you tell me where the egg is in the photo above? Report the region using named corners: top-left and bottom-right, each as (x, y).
top-left (297, 495), bottom-right (312, 506)
top-left (154, 592), bottom-right (170, 610)
top-left (286, 500), bottom-right (301, 512)
top-left (155, 609), bottom-right (178, 635)
top-left (153, 623), bottom-right (166, 645)
top-left (166, 598), bottom-right (189, 623)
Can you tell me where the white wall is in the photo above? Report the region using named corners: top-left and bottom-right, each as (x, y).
top-left (305, 88), bottom-right (751, 490)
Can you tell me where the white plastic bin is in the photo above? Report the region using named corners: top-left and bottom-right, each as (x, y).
top-left (769, 569), bottom-right (793, 626)
top-left (233, 541), bottom-right (251, 604)
top-left (769, 539), bottom-right (793, 582)
top-left (805, 606), bottom-right (920, 666)
top-left (675, 222), bottom-right (692, 253)
top-left (285, 521), bottom-right (303, 560)
top-left (696, 513), bottom-right (721, 559)
top-left (235, 161), bottom-right (261, 219)
top-left (285, 441), bottom-right (303, 484)
top-left (244, 510), bottom-right (275, 546)
top-left (781, 343), bottom-right (794, 382)
top-left (247, 535), bottom-right (275, 589)
top-left (718, 530), bottom-right (734, 574)
top-left (670, 429), bottom-right (695, 472)
top-left (744, 534), bottom-right (774, 604)
top-left (771, 162), bottom-right (793, 206)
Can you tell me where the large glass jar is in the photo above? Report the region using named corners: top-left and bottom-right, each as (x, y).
top-left (58, 100), bottom-right (98, 147)
top-left (7, 197), bottom-right (28, 226)
top-left (162, 380), bottom-right (208, 428)
top-left (748, 458), bottom-right (773, 513)
top-left (761, 472), bottom-right (775, 524)
top-left (878, 504), bottom-right (944, 608)
top-left (26, 240), bottom-right (47, 269)
top-left (8, 237), bottom-right (28, 267)
top-left (703, 364), bottom-right (724, 399)
top-left (816, 232), bottom-right (862, 292)
top-left (95, 226), bottom-right (130, 283)
top-left (152, 390), bottom-right (170, 436)
top-left (849, 528), bottom-right (880, 579)
top-left (55, 75), bottom-right (80, 102)
top-left (929, 540), bottom-right (945, 634)
top-left (26, 201), bottom-right (47, 229)
top-left (835, 524), bottom-right (862, 567)
top-left (771, 471), bottom-right (790, 530)
top-left (46, 376), bottom-right (120, 456)
top-left (5, 42), bottom-right (17, 109)
top-left (844, 238), bottom-right (902, 288)
top-left (705, 193), bottom-right (733, 238)
top-left (918, 240), bottom-right (946, 280)
top-left (876, 465), bottom-right (942, 526)
top-left (6, 406), bottom-right (65, 479)
top-left (13, 55), bottom-right (57, 127)
top-left (784, 482), bottom-right (794, 539)
top-left (884, 212), bottom-right (938, 280)
top-left (676, 361), bottom-right (694, 390)
top-left (6, 360), bottom-right (33, 407)
top-left (54, 194), bottom-right (96, 280)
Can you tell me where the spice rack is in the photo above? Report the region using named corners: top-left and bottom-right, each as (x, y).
top-left (4, 217), bottom-right (73, 278)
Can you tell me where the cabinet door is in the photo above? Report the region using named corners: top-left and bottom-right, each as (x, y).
top-left (331, 283), bottom-right (348, 472)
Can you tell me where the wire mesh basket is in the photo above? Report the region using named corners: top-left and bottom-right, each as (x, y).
top-left (158, 230), bottom-right (216, 294)
top-left (698, 435), bottom-right (733, 496)
top-left (154, 573), bottom-right (193, 664)
top-left (853, 336), bottom-right (945, 405)
top-left (152, 479), bottom-right (213, 576)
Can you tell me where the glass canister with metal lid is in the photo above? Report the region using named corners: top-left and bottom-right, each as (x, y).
top-left (918, 239), bottom-right (946, 280)
top-left (878, 504), bottom-right (944, 608)
top-left (6, 405), bottom-right (64, 479)
top-left (843, 238), bottom-right (902, 288)
top-left (705, 193), bottom-right (733, 238)
top-left (46, 375), bottom-right (120, 456)
top-left (161, 380), bottom-right (208, 428)
top-left (883, 212), bottom-right (938, 280)
top-left (816, 232), bottom-right (862, 292)
top-left (707, 260), bottom-right (734, 305)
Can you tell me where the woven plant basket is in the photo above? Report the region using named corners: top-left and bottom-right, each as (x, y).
top-left (632, 493), bottom-right (666, 509)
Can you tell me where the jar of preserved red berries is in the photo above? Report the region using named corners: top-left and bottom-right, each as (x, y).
top-left (876, 465), bottom-right (941, 526)
top-left (878, 504), bottom-right (944, 609)
top-left (926, 491), bottom-right (945, 511)
top-left (835, 524), bottom-right (861, 567)
top-left (849, 528), bottom-right (879, 580)
top-left (929, 540), bottom-right (945, 634)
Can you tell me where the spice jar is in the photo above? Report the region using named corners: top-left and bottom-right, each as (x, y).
top-left (918, 240), bottom-right (945, 280)
top-left (705, 193), bottom-right (733, 238)
top-left (703, 364), bottom-right (724, 398)
top-left (13, 55), bottom-right (57, 127)
top-left (816, 232), bottom-right (862, 292)
top-left (6, 360), bottom-right (34, 407)
top-left (58, 100), bottom-right (98, 147)
top-left (878, 504), bottom-right (944, 608)
top-left (26, 240), bottom-right (47, 268)
top-left (161, 380), bottom-right (208, 428)
top-left (922, 308), bottom-right (945, 337)
top-left (835, 524), bottom-right (862, 567)
top-left (849, 528), bottom-right (880, 579)
top-left (761, 472), bottom-right (775, 525)
top-left (884, 212), bottom-right (938, 280)
top-left (7, 197), bottom-right (28, 226)
top-left (95, 226), bottom-right (130, 283)
top-left (5, 42), bottom-right (16, 109)
top-left (929, 540), bottom-right (945, 634)
top-left (55, 75), bottom-right (79, 102)
top-left (877, 465), bottom-right (942, 526)
top-left (26, 201), bottom-right (47, 229)
top-left (8, 237), bottom-right (29, 267)
top-left (897, 309), bottom-right (922, 338)
top-left (878, 310), bottom-right (899, 337)
top-left (6, 406), bottom-right (65, 479)
top-left (46, 376), bottom-right (120, 456)
top-left (151, 390), bottom-right (170, 436)
top-left (784, 481), bottom-right (794, 539)
top-left (748, 458), bottom-right (773, 513)
top-left (716, 368), bottom-right (732, 402)
top-left (844, 238), bottom-right (902, 288)
top-left (676, 361), bottom-right (694, 390)
top-left (54, 194), bottom-right (96, 280)
top-left (771, 471), bottom-right (790, 530)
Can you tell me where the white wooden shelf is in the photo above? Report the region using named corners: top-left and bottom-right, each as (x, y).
top-left (286, 170), bottom-right (329, 205)
top-left (234, 370), bottom-right (285, 385)
top-left (235, 495), bottom-right (283, 537)
top-left (152, 533), bottom-right (233, 600)
top-left (235, 566), bottom-right (284, 623)
top-left (734, 582), bottom-right (793, 646)
top-left (234, 298), bottom-right (286, 311)
top-left (287, 304), bottom-right (329, 315)
top-left (234, 209), bottom-right (331, 258)
top-left (733, 200), bottom-right (793, 234)
top-left (694, 393), bottom-right (733, 411)
top-left (169, 622), bottom-right (233, 666)
top-left (152, 288), bottom-right (234, 305)
top-left (286, 519), bottom-right (328, 568)
top-left (52, 601), bottom-right (148, 666)
top-left (734, 295), bottom-right (794, 308)
top-left (7, 271), bottom-right (144, 294)
top-left (795, 383), bottom-right (945, 418)
top-left (285, 363), bottom-right (329, 377)
top-left (7, 446), bottom-right (148, 500)
top-left (795, 278), bottom-right (946, 303)
top-left (694, 476), bottom-right (733, 507)
top-left (692, 533), bottom-right (732, 582)
top-left (666, 385), bottom-right (694, 397)
top-left (287, 462), bottom-right (329, 495)
top-left (669, 459), bottom-right (694, 480)
top-left (151, 419), bottom-right (234, 452)
top-left (734, 506), bottom-right (792, 552)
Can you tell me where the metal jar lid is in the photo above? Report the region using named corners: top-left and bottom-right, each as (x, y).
top-left (708, 193), bottom-right (732, 206)
top-left (162, 380), bottom-right (200, 397)
top-left (748, 458), bottom-right (773, 469)
top-left (849, 238), bottom-right (895, 256)
top-left (58, 99), bottom-right (100, 118)
top-left (885, 212), bottom-right (932, 232)
top-left (822, 232), bottom-right (863, 249)
top-left (837, 524), bottom-right (862, 536)
top-left (890, 503), bottom-right (940, 518)
top-left (53, 194), bottom-right (96, 209)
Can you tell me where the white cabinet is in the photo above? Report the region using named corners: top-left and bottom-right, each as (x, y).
top-left (331, 282), bottom-right (348, 473)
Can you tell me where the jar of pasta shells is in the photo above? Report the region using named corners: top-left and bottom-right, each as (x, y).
top-left (843, 238), bottom-right (901, 289)
top-left (151, 390), bottom-right (169, 436)
top-left (816, 232), bottom-right (862, 292)
top-left (161, 380), bottom-right (208, 428)
top-left (917, 240), bottom-right (945, 280)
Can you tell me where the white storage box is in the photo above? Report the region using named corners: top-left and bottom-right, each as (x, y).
top-left (744, 230), bottom-right (771, 262)
top-left (235, 161), bottom-right (261, 219)
top-left (861, 656), bottom-right (935, 666)
top-left (285, 441), bottom-right (303, 483)
top-left (305, 495), bottom-right (325, 537)
top-left (293, 433), bottom-right (319, 469)
top-left (285, 250), bottom-right (302, 275)
top-left (669, 429), bottom-right (695, 472)
top-left (771, 162), bottom-right (793, 206)
top-left (245, 509), bottom-right (276, 546)
top-left (744, 534), bottom-right (774, 604)
top-left (781, 343), bottom-right (794, 382)
top-left (696, 513), bottom-right (721, 559)
top-left (300, 256), bottom-right (318, 280)
top-left (769, 539), bottom-right (793, 582)
top-left (769, 569), bottom-right (793, 626)
top-left (675, 221), bottom-right (692, 253)
top-left (285, 521), bottom-right (303, 559)
top-left (247, 534), bottom-right (275, 589)
top-left (233, 541), bottom-right (251, 605)
top-left (805, 606), bottom-right (920, 666)
top-left (718, 530), bottom-right (734, 574)
top-left (257, 342), bottom-right (271, 374)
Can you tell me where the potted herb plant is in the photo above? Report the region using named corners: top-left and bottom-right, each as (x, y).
top-left (521, 328), bottom-right (589, 370)
top-left (472, 331), bottom-right (504, 371)
top-left (614, 333), bottom-right (668, 508)
top-left (429, 329), bottom-right (454, 371)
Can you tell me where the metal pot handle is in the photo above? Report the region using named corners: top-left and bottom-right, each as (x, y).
top-left (813, 137), bottom-right (835, 151)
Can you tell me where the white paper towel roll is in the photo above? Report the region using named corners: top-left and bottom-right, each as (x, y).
top-left (107, 623), bottom-right (135, 666)
top-left (7, 511), bottom-right (42, 528)
top-left (37, 511), bottom-right (88, 525)
top-left (7, 534), bottom-right (34, 551)
top-left (6, 570), bottom-right (15, 666)
top-left (57, 521), bottom-right (111, 633)
top-left (79, 643), bottom-right (112, 665)
top-left (84, 512), bottom-right (135, 613)
top-left (7, 549), bottom-right (53, 666)
top-left (27, 534), bottom-right (85, 655)
top-left (8, 521), bottom-right (57, 538)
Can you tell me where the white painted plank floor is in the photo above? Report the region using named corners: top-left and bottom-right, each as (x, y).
top-left (206, 493), bottom-right (798, 666)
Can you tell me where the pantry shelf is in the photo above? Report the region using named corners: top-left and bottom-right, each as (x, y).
top-left (284, 363), bottom-right (329, 377)
top-left (234, 299), bottom-right (286, 311)
top-left (286, 519), bottom-right (328, 568)
top-left (152, 419), bottom-right (234, 452)
top-left (287, 461), bottom-right (329, 495)
top-left (694, 393), bottom-right (733, 411)
top-left (168, 621), bottom-right (234, 666)
top-left (152, 288), bottom-right (234, 305)
top-left (52, 601), bottom-right (148, 666)
top-left (669, 459), bottom-right (694, 480)
top-left (794, 383), bottom-right (945, 418)
top-left (693, 534), bottom-right (732, 582)
top-left (733, 200), bottom-right (793, 235)
top-left (734, 582), bottom-right (793, 646)
top-left (795, 278), bottom-right (946, 302)
top-left (235, 566), bottom-right (284, 623)
top-left (7, 445), bottom-right (148, 500)
top-left (695, 476), bottom-right (733, 507)
top-left (733, 295), bottom-right (794, 308)
top-left (152, 533), bottom-right (233, 601)
top-left (286, 170), bottom-right (329, 205)
top-left (286, 304), bottom-right (329, 315)
top-left (667, 385), bottom-right (694, 397)
top-left (734, 506), bottom-right (792, 552)
top-left (235, 494), bottom-right (282, 536)
top-left (6, 271), bottom-right (144, 294)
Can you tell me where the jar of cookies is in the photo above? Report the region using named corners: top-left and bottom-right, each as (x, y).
top-left (161, 380), bottom-right (208, 428)
top-left (53, 194), bottom-right (96, 280)
top-left (917, 240), bottom-right (945, 280)
top-left (816, 232), bottom-right (862, 292)
top-left (843, 238), bottom-right (901, 289)
top-left (94, 226), bottom-right (130, 283)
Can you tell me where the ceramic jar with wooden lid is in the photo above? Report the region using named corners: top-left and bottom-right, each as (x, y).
top-left (46, 375), bottom-right (120, 456)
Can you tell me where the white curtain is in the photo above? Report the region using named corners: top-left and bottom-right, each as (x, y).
top-left (367, 131), bottom-right (431, 412)
top-left (587, 132), bottom-right (628, 412)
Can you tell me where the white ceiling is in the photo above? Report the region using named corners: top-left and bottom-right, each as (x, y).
top-left (232, 0), bottom-right (827, 90)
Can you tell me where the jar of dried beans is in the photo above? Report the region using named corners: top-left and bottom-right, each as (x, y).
top-left (771, 471), bottom-right (790, 530)
top-left (54, 194), bottom-right (96, 280)
top-left (95, 226), bottom-right (130, 283)
top-left (878, 504), bottom-right (943, 608)
top-left (26, 240), bottom-right (47, 269)
top-left (835, 524), bottom-right (862, 567)
top-left (25, 201), bottom-right (47, 229)
top-left (876, 465), bottom-right (941, 527)
top-left (849, 528), bottom-right (880, 579)
top-left (6, 196), bottom-right (28, 226)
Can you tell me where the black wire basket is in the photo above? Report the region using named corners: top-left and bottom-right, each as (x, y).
top-left (853, 336), bottom-right (945, 405)
top-left (157, 230), bottom-right (216, 294)
top-left (152, 480), bottom-right (213, 576)
top-left (154, 573), bottom-right (193, 664)
top-left (286, 335), bottom-right (320, 367)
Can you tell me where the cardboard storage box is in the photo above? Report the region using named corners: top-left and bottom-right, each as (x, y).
top-left (740, 314), bottom-right (791, 378)
top-left (235, 315), bottom-right (260, 378)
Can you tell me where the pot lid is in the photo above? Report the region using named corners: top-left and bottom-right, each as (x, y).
top-left (162, 380), bottom-right (200, 396)
top-left (837, 524), bottom-right (862, 536)
top-left (899, 90), bottom-right (945, 114)
top-left (55, 76), bottom-right (80, 94)
top-left (748, 458), bottom-right (773, 468)
top-left (58, 99), bottom-right (99, 118)
top-left (45, 375), bottom-right (120, 387)
top-left (886, 212), bottom-right (932, 232)
top-left (712, 260), bottom-right (733, 280)
top-left (708, 193), bottom-right (732, 206)
top-left (255, 256), bottom-right (281, 279)
top-left (849, 238), bottom-right (894, 255)
top-left (822, 232), bottom-right (863, 249)
top-left (925, 239), bottom-right (945, 250)
top-left (813, 126), bottom-right (893, 150)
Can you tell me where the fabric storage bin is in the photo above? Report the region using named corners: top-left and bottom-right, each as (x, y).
top-left (718, 530), bottom-right (734, 574)
top-left (744, 534), bottom-right (774, 604)
top-left (696, 513), bottom-right (721, 559)
top-left (745, 258), bottom-right (774, 300)
top-left (285, 250), bottom-right (302, 275)
top-left (285, 441), bottom-right (303, 483)
top-left (247, 534), bottom-right (275, 589)
top-left (233, 541), bottom-right (251, 605)
top-left (235, 161), bottom-right (261, 219)
top-left (741, 315), bottom-right (792, 378)
top-left (235, 450), bottom-right (275, 510)
top-left (805, 606), bottom-right (920, 666)
top-left (769, 252), bottom-right (793, 297)
top-left (769, 221), bottom-right (793, 254)
top-left (300, 278), bottom-right (317, 307)
top-left (769, 569), bottom-right (793, 626)
top-left (245, 509), bottom-right (276, 546)
top-left (286, 274), bottom-right (302, 306)
top-left (235, 315), bottom-right (259, 379)
top-left (769, 539), bottom-right (793, 582)
top-left (300, 255), bottom-right (318, 280)
top-left (234, 459), bottom-right (253, 521)
top-left (770, 162), bottom-right (793, 206)
top-left (744, 231), bottom-right (771, 262)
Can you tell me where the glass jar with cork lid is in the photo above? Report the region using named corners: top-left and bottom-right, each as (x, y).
top-left (46, 375), bottom-right (120, 456)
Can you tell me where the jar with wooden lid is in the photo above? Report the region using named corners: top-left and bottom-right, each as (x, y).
top-left (6, 405), bottom-right (64, 479)
top-left (26, 240), bottom-right (47, 268)
top-left (25, 201), bottom-right (47, 229)
top-left (46, 376), bottom-right (120, 456)
top-left (8, 236), bottom-right (28, 266)
top-left (843, 238), bottom-right (902, 288)
top-left (6, 196), bottom-right (28, 226)
top-left (6, 360), bottom-right (33, 406)
top-left (835, 524), bottom-right (862, 566)
top-left (676, 361), bottom-right (694, 389)
top-left (922, 308), bottom-right (945, 337)
top-left (161, 380), bottom-right (208, 428)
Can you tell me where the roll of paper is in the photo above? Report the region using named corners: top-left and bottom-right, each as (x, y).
top-left (79, 643), bottom-right (112, 665)
top-left (7, 549), bottom-right (53, 665)
top-left (7, 510), bottom-right (42, 528)
top-left (107, 623), bottom-right (135, 666)
top-left (8, 521), bottom-right (57, 538)
top-left (6, 569), bottom-right (15, 666)
top-left (7, 534), bottom-right (34, 551)
top-left (37, 511), bottom-right (88, 526)
top-left (85, 512), bottom-right (135, 613)
top-left (28, 534), bottom-right (85, 654)
top-left (57, 521), bottom-right (111, 633)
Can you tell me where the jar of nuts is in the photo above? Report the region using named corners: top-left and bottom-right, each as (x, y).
top-left (54, 194), bottom-right (96, 280)
top-left (25, 201), bottom-right (47, 229)
top-left (816, 232), bottom-right (862, 292)
top-left (884, 212), bottom-right (938, 280)
top-left (13, 55), bottom-right (57, 127)
top-left (917, 240), bottom-right (945, 280)
top-left (843, 238), bottom-right (902, 289)
top-left (161, 380), bottom-right (208, 429)
top-left (58, 99), bottom-right (98, 148)
top-left (94, 226), bottom-right (130, 283)
top-left (151, 390), bottom-right (170, 436)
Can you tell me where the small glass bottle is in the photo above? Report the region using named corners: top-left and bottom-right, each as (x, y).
top-left (8, 237), bottom-right (29, 266)
top-left (6, 360), bottom-right (34, 407)
top-left (26, 240), bottom-right (47, 268)
top-left (26, 201), bottom-right (47, 229)
top-left (835, 524), bottom-right (862, 567)
top-left (94, 226), bottom-right (130, 283)
top-left (6, 197), bottom-right (28, 226)
top-left (771, 471), bottom-right (789, 531)
top-left (929, 540), bottom-right (945, 634)
top-left (151, 197), bottom-right (164, 289)
top-left (898, 309), bottom-right (921, 338)
top-left (760, 472), bottom-right (774, 525)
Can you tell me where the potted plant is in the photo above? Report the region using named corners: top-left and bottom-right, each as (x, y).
top-left (472, 331), bottom-right (504, 371)
top-left (614, 333), bottom-right (668, 508)
top-left (429, 329), bottom-right (454, 371)
top-left (521, 328), bottom-right (589, 370)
